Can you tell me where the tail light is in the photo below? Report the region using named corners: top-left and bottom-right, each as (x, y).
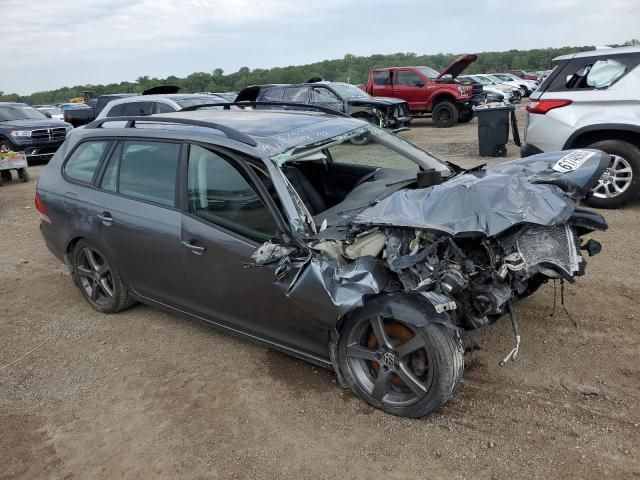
top-left (34, 193), bottom-right (52, 224)
top-left (526, 99), bottom-right (572, 114)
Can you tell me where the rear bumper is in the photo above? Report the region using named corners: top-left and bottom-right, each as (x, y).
top-left (520, 142), bottom-right (544, 157)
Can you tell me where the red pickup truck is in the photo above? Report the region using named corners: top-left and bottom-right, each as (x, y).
top-left (362, 54), bottom-right (477, 127)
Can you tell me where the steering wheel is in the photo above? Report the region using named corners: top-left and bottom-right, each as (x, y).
top-left (353, 168), bottom-right (381, 188)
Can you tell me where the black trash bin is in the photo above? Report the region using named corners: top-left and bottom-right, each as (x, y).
top-left (474, 105), bottom-right (516, 157)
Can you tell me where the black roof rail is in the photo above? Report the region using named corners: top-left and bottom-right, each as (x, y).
top-left (179, 101), bottom-right (350, 118)
top-left (83, 116), bottom-right (258, 147)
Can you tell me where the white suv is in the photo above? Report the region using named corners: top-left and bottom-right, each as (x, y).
top-left (522, 46), bottom-right (640, 208)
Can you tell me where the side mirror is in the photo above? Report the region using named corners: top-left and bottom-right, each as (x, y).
top-left (45, 113), bottom-right (52, 118)
top-left (412, 80), bottom-right (424, 87)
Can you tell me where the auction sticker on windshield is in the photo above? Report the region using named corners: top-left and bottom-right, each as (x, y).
top-left (552, 150), bottom-right (596, 173)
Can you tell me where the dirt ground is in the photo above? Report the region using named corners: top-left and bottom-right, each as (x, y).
top-left (1, 107), bottom-right (639, 480)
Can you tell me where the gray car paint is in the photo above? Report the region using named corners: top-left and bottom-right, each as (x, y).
top-left (37, 110), bottom-right (607, 371)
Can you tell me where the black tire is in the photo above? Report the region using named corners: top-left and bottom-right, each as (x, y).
top-left (338, 316), bottom-right (464, 418)
top-left (432, 101), bottom-right (459, 128)
top-left (582, 140), bottom-right (640, 209)
top-left (458, 110), bottom-right (475, 123)
top-left (17, 168), bottom-right (29, 182)
top-left (1, 170), bottom-right (11, 182)
top-left (72, 240), bottom-right (135, 314)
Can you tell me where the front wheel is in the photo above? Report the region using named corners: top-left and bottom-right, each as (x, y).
top-left (432, 101), bottom-right (459, 128)
top-left (72, 240), bottom-right (135, 313)
top-left (583, 140), bottom-right (640, 209)
top-left (338, 316), bottom-right (464, 418)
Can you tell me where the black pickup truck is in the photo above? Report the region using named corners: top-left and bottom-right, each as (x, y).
top-left (0, 102), bottom-right (72, 162)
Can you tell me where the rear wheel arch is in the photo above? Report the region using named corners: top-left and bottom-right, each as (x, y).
top-left (564, 125), bottom-right (640, 150)
top-left (65, 236), bottom-right (133, 291)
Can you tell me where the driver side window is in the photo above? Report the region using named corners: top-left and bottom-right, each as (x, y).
top-left (396, 71), bottom-right (423, 87)
top-left (187, 145), bottom-right (279, 242)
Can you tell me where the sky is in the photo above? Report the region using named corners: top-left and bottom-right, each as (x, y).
top-left (1, 0), bottom-right (638, 95)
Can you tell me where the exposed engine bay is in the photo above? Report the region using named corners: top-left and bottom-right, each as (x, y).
top-left (252, 140), bottom-right (609, 368)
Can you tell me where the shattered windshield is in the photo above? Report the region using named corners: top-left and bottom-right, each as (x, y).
top-left (330, 84), bottom-right (369, 99)
top-left (271, 124), bottom-right (452, 175)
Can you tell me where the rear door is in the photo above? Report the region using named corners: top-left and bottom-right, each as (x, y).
top-left (370, 70), bottom-right (393, 97)
top-left (90, 139), bottom-right (186, 305)
top-left (392, 69), bottom-right (427, 110)
top-left (309, 86), bottom-right (344, 112)
top-left (179, 144), bottom-right (331, 360)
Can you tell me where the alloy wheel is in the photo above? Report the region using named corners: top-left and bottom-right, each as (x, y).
top-left (76, 247), bottom-right (114, 306)
top-left (345, 317), bottom-right (434, 407)
top-left (592, 155), bottom-right (633, 199)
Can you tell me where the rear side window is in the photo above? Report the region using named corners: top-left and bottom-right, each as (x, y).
top-left (123, 102), bottom-right (152, 116)
top-left (372, 70), bottom-right (390, 85)
top-left (63, 141), bottom-right (110, 183)
top-left (260, 88), bottom-right (285, 102)
top-left (99, 141), bottom-right (180, 207)
top-left (544, 54), bottom-right (640, 92)
top-left (153, 102), bottom-right (175, 114)
top-left (283, 87), bottom-right (308, 102)
top-left (106, 104), bottom-right (125, 117)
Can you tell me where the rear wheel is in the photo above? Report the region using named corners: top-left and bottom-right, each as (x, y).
top-left (1, 170), bottom-right (12, 182)
top-left (432, 101), bottom-right (459, 128)
top-left (583, 140), bottom-right (640, 209)
top-left (72, 240), bottom-right (135, 313)
top-left (338, 316), bottom-right (463, 418)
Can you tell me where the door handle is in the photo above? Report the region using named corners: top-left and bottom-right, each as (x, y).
top-left (97, 212), bottom-right (114, 225)
top-left (181, 240), bottom-right (206, 255)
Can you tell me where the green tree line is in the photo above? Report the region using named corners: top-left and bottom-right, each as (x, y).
top-left (2, 40), bottom-right (637, 105)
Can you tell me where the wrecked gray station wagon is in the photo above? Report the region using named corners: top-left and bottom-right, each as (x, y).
top-left (37, 105), bottom-right (608, 417)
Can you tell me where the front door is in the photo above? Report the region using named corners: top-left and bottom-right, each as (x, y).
top-left (179, 144), bottom-right (331, 361)
top-left (393, 69), bottom-right (427, 110)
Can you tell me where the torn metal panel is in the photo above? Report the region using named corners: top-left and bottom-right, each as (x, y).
top-left (354, 150), bottom-right (609, 237)
top-left (286, 255), bottom-right (393, 319)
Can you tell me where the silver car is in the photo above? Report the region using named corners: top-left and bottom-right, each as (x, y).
top-left (522, 46), bottom-right (640, 208)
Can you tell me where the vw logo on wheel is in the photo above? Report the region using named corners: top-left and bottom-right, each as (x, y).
top-left (382, 352), bottom-right (396, 366)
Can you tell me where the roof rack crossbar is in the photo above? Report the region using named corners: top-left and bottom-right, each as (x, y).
top-left (83, 116), bottom-right (258, 146)
top-left (180, 101), bottom-right (350, 117)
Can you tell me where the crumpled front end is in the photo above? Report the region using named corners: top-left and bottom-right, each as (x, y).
top-left (252, 149), bottom-right (609, 354)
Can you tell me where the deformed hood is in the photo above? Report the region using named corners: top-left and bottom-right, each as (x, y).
top-left (348, 97), bottom-right (407, 107)
top-left (354, 150), bottom-right (609, 237)
top-left (436, 54), bottom-right (477, 80)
